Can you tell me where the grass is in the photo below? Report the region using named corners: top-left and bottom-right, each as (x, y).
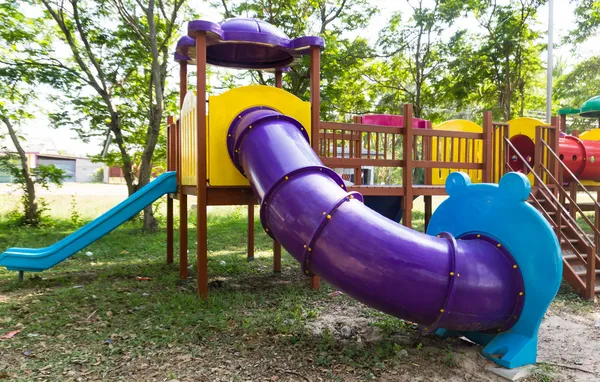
top-left (0, 200), bottom-right (436, 381)
top-left (0, 193), bottom-right (596, 381)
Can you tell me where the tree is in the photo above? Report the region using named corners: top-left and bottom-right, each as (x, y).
top-left (38, 0), bottom-right (185, 230)
top-left (554, 55), bottom-right (600, 131)
top-left (214, 0), bottom-right (377, 121)
top-left (367, 0), bottom-right (466, 119)
top-left (567, 0), bottom-right (600, 44)
top-left (440, 0), bottom-right (545, 121)
top-left (0, 1), bottom-right (67, 225)
top-left (472, 0), bottom-right (545, 120)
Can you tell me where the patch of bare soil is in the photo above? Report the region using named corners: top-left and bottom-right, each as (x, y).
top-left (536, 307), bottom-right (600, 381)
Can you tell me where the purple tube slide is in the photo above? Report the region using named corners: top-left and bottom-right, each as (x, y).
top-left (228, 108), bottom-right (523, 332)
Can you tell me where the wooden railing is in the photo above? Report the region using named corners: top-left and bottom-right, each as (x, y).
top-left (536, 134), bottom-right (599, 298)
top-left (318, 106), bottom-right (493, 188)
top-left (504, 119), bottom-right (598, 298)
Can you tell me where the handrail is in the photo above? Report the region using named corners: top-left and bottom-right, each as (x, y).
top-left (559, 228), bottom-right (590, 265)
top-left (539, 163), bottom-right (600, 238)
top-left (540, 140), bottom-right (600, 210)
top-left (504, 137), bottom-right (594, 247)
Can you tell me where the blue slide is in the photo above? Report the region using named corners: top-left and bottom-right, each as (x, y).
top-left (0, 172), bottom-right (177, 272)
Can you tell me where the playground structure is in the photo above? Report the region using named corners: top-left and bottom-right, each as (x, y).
top-left (4, 16), bottom-right (600, 370)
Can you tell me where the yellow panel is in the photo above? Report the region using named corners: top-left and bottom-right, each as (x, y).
top-left (179, 91), bottom-right (209, 186)
top-left (507, 117), bottom-right (548, 185)
top-left (579, 128), bottom-right (600, 141)
top-left (431, 120), bottom-right (483, 185)
top-left (208, 85), bottom-right (311, 186)
top-left (579, 129), bottom-right (600, 186)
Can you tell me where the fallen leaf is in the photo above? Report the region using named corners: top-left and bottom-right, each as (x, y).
top-left (0, 329), bottom-right (22, 340)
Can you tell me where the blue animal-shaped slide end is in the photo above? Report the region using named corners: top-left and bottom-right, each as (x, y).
top-left (428, 172), bottom-right (562, 368)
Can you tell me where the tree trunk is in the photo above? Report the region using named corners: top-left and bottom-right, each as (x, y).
top-left (2, 117), bottom-right (39, 225)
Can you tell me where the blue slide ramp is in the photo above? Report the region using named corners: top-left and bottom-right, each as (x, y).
top-left (0, 172), bottom-right (177, 272)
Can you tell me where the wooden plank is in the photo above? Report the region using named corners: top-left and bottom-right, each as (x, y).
top-left (347, 186), bottom-right (404, 196)
top-left (416, 129), bottom-right (483, 139)
top-left (413, 161), bottom-right (483, 170)
top-left (321, 157), bottom-right (404, 168)
top-left (320, 121), bottom-right (402, 134)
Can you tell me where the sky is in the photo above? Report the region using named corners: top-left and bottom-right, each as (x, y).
top-left (13, 0), bottom-right (600, 158)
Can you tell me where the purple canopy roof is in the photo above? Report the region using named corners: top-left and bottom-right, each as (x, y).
top-left (175, 18), bottom-right (324, 70)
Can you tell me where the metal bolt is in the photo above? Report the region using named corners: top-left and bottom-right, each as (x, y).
top-left (449, 272), bottom-right (455, 276)
top-left (349, 195), bottom-right (354, 199)
top-left (303, 245), bottom-right (307, 248)
top-left (519, 292), bottom-right (524, 296)
top-left (477, 234), bottom-right (481, 238)
top-left (308, 247), bottom-right (312, 252)
top-left (497, 243), bottom-right (502, 248)
top-left (440, 309), bottom-right (444, 313)
top-left (513, 265), bottom-right (518, 269)
top-left (284, 176), bottom-right (289, 180)
top-left (327, 215), bottom-right (331, 219)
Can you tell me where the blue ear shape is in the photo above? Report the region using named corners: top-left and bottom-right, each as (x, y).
top-left (498, 172), bottom-right (531, 202)
top-left (445, 172), bottom-right (472, 197)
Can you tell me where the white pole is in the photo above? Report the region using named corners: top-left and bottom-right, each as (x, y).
top-left (546, 0), bottom-right (554, 123)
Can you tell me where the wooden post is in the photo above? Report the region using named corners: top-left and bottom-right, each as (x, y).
top-left (195, 32), bottom-right (209, 299)
top-left (552, 116), bottom-right (561, 196)
top-left (585, 244), bottom-right (596, 300)
top-left (166, 116), bottom-right (174, 264)
top-left (310, 46), bottom-right (320, 153)
top-left (424, 120), bottom-right (432, 185)
top-left (424, 195), bottom-right (432, 232)
top-left (353, 115), bottom-right (362, 184)
top-left (482, 111), bottom-right (493, 183)
top-left (560, 114), bottom-right (567, 133)
top-left (178, 61), bottom-right (188, 279)
top-left (534, 124), bottom-right (543, 187)
top-left (402, 104), bottom-right (413, 228)
top-left (569, 181), bottom-right (577, 220)
top-left (248, 204), bottom-right (254, 260)
top-left (273, 241), bottom-right (281, 273)
top-left (589, 203), bottom-right (599, 298)
top-left (309, 45), bottom-right (321, 290)
top-left (272, 69), bottom-right (283, 270)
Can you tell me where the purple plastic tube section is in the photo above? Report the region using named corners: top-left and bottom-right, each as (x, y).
top-left (229, 109), bottom-right (521, 332)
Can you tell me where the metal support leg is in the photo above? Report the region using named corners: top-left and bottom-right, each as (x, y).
top-left (18, 271), bottom-right (24, 281)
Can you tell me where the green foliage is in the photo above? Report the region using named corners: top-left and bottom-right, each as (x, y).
top-left (91, 168), bottom-right (105, 183)
top-left (567, 0), bottom-right (600, 44)
top-left (214, 0), bottom-right (377, 121)
top-left (0, 155), bottom-right (66, 225)
top-left (69, 195), bottom-right (82, 226)
top-left (444, 0), bottom-right (545, 121)
top-left (368, 0), bottom-right (468, 119)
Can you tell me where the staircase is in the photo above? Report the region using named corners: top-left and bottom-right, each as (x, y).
top-left (502, 125), bottom-right (599, 299)
top-left (528, 187), bottom-right (600, 299)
